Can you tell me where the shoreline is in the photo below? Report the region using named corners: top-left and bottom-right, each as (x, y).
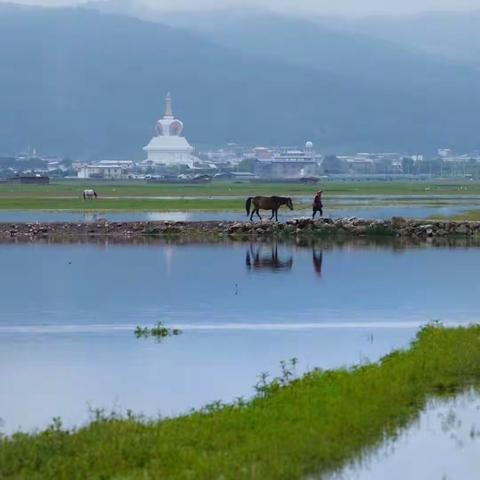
top-left (1, 325), bottom-right (479, 479)
top-left (1, 217), bottom-right (480, 240)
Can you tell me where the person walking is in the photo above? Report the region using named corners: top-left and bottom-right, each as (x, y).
top-left (312, 190), bottom-right (323, 219)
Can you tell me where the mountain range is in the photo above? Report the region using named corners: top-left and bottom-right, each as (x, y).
top-left (0, 3), bottom-right (479, 158)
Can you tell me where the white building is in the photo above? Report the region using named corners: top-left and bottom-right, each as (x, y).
top-left (77, 160), bottom-right (134, 179)
top-left (143, 93), bottom-right (197, 168)
top-left (254, 141), bottom-right (320, 178)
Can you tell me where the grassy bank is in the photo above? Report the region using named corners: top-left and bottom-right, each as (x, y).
top-left (436, 209), bottom-right (480, 221)
top-left (1, 325), bottom-right (479, 479)
top-left (0, 180), bottom-right (478, 212)
top-left (0, 180), bottom-right (479, 202)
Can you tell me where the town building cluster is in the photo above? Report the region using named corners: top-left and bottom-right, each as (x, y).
top-left (2, 94), bottom-right (480, 183)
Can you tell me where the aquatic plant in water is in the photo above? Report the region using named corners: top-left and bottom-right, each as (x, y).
top-left (134, 322), bottom-right (182, 340)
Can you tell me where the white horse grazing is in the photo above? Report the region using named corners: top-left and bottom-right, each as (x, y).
top-left (82, 189), bottom-right (98, 200)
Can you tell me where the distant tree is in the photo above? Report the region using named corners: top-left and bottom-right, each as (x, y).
top-left (61, 157), bottom-right (73, 167)
top-left (164, 164), bottom-right (191, 175)
top-left (321, 155), bottom-right (345, 174)
top-left (465, 158), bottom-right (479, 178)
top-left (18, 158), bottom-right (47, 170)
top-left (415, 159), bottom-right (443, 176)
top-left (63, 168), bottom-right (77, 177)
top-left (0, 157), bottom-right (16, 168)
top-left (401, 157), bottom-right (415, 174)
top-left (237, 158), bottom-right (256, 172)
top-left (373, 159), bottom-right (395, 175)
top-left (47, 168), bottom-right (64, 178)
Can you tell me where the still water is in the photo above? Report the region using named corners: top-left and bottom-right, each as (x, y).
top-left (1, 240), bottom-right (480, 435)
top-left (330, 390), bottom-right (480, 480)
top-left (0, 197), bottom-right (476, 223)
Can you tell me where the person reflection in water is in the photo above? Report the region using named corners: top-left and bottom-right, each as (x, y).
top-left (312, 191), bottom-right (323, 219)
top-left (246, 244), bottom-right (293, 272)
top-left (312, 248), bottom-right (323, 277)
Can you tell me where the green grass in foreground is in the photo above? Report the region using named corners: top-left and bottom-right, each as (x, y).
top-left (1, 325), bottom-right (480, 479)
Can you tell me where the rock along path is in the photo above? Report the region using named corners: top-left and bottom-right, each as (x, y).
top-left (1, 217), bottom-right (480, 241)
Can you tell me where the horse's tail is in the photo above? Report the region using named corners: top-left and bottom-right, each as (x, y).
top-left (246, 197), bottom-right (253, 216)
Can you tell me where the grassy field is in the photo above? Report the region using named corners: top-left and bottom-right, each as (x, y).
top-left (428, 207), bottom-right (480, 221)
top-left (440, 209), bottom-right (480, 221)
top-left (1, 324), bottom-right (479, 479)
top-left (0, 180), bottom-right (479, 211)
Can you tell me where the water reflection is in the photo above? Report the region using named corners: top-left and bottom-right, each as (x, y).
top-left (246, 243), bottom-right (293, 272)
top-left (312, 247), bottom-right (323, 277)
top-left (244, 244), bottom-right (324, 277)
top-left (2, 239), bottom-right (480, 433)
top-left (329, 390), bottom-right (480, 480)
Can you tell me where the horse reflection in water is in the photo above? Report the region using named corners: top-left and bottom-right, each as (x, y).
top-left (246, 244), bottom-right (293, 272)
top-left (246, 243), bottom-right (324, 276)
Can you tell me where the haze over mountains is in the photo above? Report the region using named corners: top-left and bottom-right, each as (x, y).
top-left (331, 11), bottom-right (480, 67)
top-left (0, 2), bottom-right (479, 158)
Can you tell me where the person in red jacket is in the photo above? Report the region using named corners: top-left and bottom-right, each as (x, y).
top-left (312, 191), bottom-right (323, 219)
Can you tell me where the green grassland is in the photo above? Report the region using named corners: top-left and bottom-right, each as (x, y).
top-left (0, 180), bottom-right (479, 211)
top-left (440, 209), bottom-right (480, 221)
top-left (0, 180), bottom-right (479, 199)
top-left (428, 207), bottom-right (480, 221)
top-left (1, 324), bottom-right (479, 479)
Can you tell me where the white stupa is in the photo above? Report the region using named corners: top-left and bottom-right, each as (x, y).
top-left (143, 93), bottom-right (196, 167)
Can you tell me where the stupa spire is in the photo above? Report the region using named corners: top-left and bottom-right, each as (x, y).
top-left (144, 92), bottom-right (194, 167)
top-left (164, 92), bottom-right (173, 118)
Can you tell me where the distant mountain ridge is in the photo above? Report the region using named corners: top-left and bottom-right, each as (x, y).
top-left (159, 9), bottom-right (480, 94)
top-left (87, 2), bottom-right (480, 67)
top-left (0, 4), bottom-right (479, 158)
top-left (326, 10), bottom-right (480, 67)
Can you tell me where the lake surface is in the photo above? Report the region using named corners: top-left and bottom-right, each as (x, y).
top-left (1, 240), bottom-right (480, 435)
top-left (330, 390), bottom-right (480, 480)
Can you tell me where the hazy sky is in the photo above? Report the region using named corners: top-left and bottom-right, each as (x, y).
top-left (4, 0), bottom-right (480, 15)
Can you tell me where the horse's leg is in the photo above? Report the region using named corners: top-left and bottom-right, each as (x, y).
top-left (269, 210), bottom-right (275, 220)
top-left (275, 208), bottom-right (278, 222)
top-left (250, 209), bottom-right (254, 221)
top-left (256, 209), bottom-right (262, 220)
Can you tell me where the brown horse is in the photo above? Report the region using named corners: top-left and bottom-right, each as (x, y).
top-left (245, 196), bottom-right (293, 221)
